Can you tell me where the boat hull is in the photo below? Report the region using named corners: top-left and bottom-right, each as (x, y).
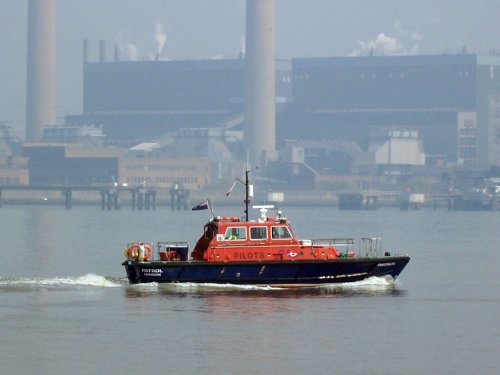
top-left (122, 256), bottom-right (410, 286)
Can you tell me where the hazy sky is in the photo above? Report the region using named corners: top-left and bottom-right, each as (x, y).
top-left (1, 0), bottom-right (499, 138)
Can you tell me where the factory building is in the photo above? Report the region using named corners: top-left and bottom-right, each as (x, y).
top-left (23, 144), bottom-right (211, 190)
top-left (67, 58), bottom-right (292, 148)
top-left (24, 145), bottom-right (122, 185)
top-left (283, 54), bottom-right (500, 170)
top-left (66, 53), bottom-right (500, 173)
top-left (0, 124), bottom-right (28, 186)
top-left (120, 157), bottom-right (211, 190)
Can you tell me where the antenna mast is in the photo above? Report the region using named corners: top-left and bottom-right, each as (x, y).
top-left (244, 168), bottom-right (250, 221)
top-left (236, 166), bottom-right (257, 221)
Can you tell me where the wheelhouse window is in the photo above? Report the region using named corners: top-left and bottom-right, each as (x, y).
top-left (250, 226), bottom-right (267, 240)
top-left (224, 227), bottom-right (246, 240)
top-left (271, 226), bottom-right (292, 239)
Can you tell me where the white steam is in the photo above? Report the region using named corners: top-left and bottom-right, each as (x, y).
top-left (114, 22), bottom-right (168, 62)
top-left (114, 31), bottom-right (140, 61)
top-left (351, 33), bottom-right (403, 56)
top-left (351, 21), bottom-right (421, 56)
top-left (126, 43), bottom-right (139, 61)
top-left (154, 23), bottom-right (167, 58)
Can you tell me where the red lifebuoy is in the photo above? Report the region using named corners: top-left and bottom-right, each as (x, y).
top-left (143, 244), bottom-right (153, 260)
top-left (127, 243), bottom-right (153, 260)
top-left (127, 244), bottom-right (139, 258)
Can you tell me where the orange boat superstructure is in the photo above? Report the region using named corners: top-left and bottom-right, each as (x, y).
top-left (191, 207), bottom-right (349, 263)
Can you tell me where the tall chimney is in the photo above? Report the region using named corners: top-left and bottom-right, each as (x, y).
top-left (99, 40), bottom-right (106, 62)
top-left (114, 45), bottom-right (120, 62)
top-left (83, 39), bottom-right (89, 64)
top-left (244, 0), bottom-right (276, 169)
top-left (26, 0), bottom-right (56, 143)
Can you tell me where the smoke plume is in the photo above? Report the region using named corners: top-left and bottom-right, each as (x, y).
top-left (351, 21), bottom-right (421, 56)
top-left (126, 43), bottom-right (139, 61)
top-left (154, 23), bottom-right (167, 58)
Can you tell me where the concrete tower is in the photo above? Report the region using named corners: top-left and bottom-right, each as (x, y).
top-left (244, 0), bottom-right (276, 169)
top-left (26, 0), bottom-right (56, 142)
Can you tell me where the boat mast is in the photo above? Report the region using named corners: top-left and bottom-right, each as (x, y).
top-left (237, 166), bottom-right (257, 221)
top-left (244, 168), bottom-right (250, 221)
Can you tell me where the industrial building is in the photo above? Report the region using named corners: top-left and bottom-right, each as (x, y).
top-left (66, 53), bottom-right (500, 173)
top-left (120, 157), bottom-right (210, 190)
top-left (23, 144), bottom-right (211, 190)
top-left (285, 54), bottom-right (500, 171)
top-left (24, 144), bottom-right (122, 186)
top-left (67, 57), bottom-right (292, 148)
top-left (0, 124), bottom-right (27, 185)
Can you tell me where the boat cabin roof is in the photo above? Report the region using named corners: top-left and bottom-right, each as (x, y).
top-left (203, 213), bottom-right (295, 243)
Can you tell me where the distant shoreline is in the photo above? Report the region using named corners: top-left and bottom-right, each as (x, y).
top-left (0, 189), bottom-right (423, 210)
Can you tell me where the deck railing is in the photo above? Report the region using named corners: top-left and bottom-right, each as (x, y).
top-left (310, 237), bottom-right (389, 258)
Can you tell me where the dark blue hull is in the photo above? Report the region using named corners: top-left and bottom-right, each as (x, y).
top-left (122, 256), bottom-right (410, 286)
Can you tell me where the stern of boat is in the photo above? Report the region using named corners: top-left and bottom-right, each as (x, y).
top-left (122, 261), bottom-right (140, 284)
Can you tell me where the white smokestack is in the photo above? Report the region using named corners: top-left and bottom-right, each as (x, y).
top-left (26, 0), bottom-right (56, 143)
top-left (244, 0), bottom-right (276, 169)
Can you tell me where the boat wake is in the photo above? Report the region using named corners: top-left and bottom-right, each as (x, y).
top-left (166, 282), bottom-right (283, 292)
top-left (125, 282), bottom-right (282, 294)
top-left (320, 275), bottom-right (400, 295)
top-left (0, 273), bottom-right (124, 291)
top-left (125, 276), bottom-right (400, 295)
top-left (0, 274), bottom-right (400, 295)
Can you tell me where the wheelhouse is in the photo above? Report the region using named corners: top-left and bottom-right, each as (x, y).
top-left (191, 214), bottom-right (300, 261)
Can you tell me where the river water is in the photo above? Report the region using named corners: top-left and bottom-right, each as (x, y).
top-left (1, 205), bottom-right (499, 375)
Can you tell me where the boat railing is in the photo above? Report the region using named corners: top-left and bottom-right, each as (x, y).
top-left (156, 241), bottom-right (189, 261)
top-left (309, 237), bottom-right (388, 258)
top-left (359, 237), bottom-right (384, 257)
top-left (310, 238), bottom-right (356, 257)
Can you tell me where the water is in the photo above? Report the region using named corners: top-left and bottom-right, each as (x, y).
top-left (1, 206), bottom-right (499, 375)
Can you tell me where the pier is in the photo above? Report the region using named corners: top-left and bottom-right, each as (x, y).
top-left (169, 184), bottom-right (190, 210)
top-left (338, 193), bottom-right (379, 210)
top-left (431, 193), bottom-right (499, 211)
top-left (1, 185), bottom-right (499, 211)
top-left (0, 185), bottom-right (161, 210)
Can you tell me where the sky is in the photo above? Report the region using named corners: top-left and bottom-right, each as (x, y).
top-left (1, 0), bottom-right (499, 138)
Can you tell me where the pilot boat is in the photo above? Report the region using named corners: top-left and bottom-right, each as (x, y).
top-left (122, 172), bottom-right (410, 287)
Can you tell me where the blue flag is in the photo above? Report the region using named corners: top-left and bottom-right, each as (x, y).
top-left (192, 200), bottom-right (209, 211)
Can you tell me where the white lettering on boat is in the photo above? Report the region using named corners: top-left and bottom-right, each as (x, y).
top-left (142, 268), bottom-right (163, 277)
top-left (319, 272), bottom-right (368, 279)
top-left (377, 262), bottom-right (396, 267)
